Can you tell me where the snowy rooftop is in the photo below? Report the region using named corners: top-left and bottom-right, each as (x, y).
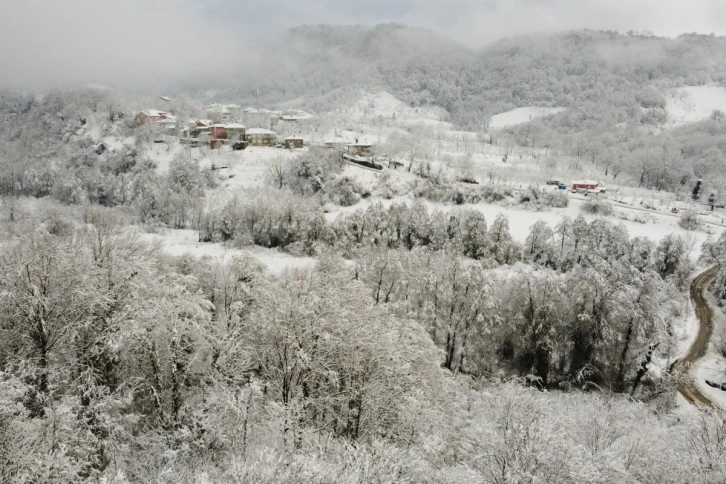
top-left (285, 135), bottom-right (304, 140)
top-left (572, 179), bottom-right (600, 185)
top-left (205, 103), bottom-right (241, 112)
top-left (279, 109), bottom-right (314, 120)
top-left (243, 107), bottom-right (279, 114)
top-left (246, 128), bottom-right (276, 135)
top-left (141, 109), bottom-right (166, 117)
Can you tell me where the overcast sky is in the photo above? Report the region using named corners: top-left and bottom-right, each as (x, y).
top-left (2, 0), bottom-right (726, 90)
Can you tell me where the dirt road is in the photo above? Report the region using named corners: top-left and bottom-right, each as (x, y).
top-left (672, 265), bottom-right (719, 406)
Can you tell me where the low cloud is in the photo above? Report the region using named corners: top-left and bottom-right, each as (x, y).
top-left (2, 0), bottom-right (726, 90)
top-left (0, 0), bottom-right (252, 91)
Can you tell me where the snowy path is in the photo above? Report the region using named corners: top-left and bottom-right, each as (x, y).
top-left (672, 265), bottom-right (719, 407)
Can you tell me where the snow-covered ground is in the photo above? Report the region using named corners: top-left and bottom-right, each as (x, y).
top-left (675, 297), bottom-right (700, 359)
top-left (665, 85), bottom-right (726, 127)
top-left (694, 292), bottom-right (726, 410)
top-left (695, 354), bottom-right (726, 410)
top-left (489, 107), bottom-right (566, 129)
top-left (344, 90), bottom-right (451, 127)
top-left (144, 141), bottom-right (193, 174)
top-left (139, 228), bottom-right (316, 274)
top-left (214, 146), bottom-right (304, 192)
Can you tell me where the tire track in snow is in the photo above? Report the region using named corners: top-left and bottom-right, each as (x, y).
top-left (671, 265), bottom-right (719, 407)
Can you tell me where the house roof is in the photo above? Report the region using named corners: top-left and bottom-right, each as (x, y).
top-left (280, 109), bottom-right (314, 120)
top-left (285, 135), bottom-right (303, 140)
top-left (205, 103), bottom-right (241, 112)
top-left (243, 107), bottom-right (279, 114)
top-left (224, 123), bottom-right (246, 129)
top-left (572, 179), bottom-right (599, 185)
top-left (246, 128), bottom-right (276, 135)
top-left (140, 109), bottom-right (166, 117)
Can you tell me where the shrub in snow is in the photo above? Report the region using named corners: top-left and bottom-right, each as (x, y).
top-left (678, 210), bottom-right (702, 231)
top-left (413, 179), bottom-right (445, 202)
top-left (374, 173), bottom-right (411, 200)
top-left (286, 148), bottom-right (342, 196)
top-left (414, 179), bottom-right (509, 205)
top-left (519, 187), bottom-right (568, 210)
top-left (581, 198), bottom-right (613, 215)
top-left (325, 175), bottom-right (365, 207)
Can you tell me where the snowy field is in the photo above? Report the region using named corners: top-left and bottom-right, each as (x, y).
top-left (489, 107), bottom-right (566, 129)
top-left (214, 146), bottom-right (304, 192)
top-left (345, 90), bottom-right (450, 126)
top-left (665, 85), bottom-right (726, 126)
top-left (139, 228), bottom-right (316, 274)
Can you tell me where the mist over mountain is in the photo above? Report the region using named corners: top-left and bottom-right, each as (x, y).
top-left (178, 24), bottom-right (726, 128)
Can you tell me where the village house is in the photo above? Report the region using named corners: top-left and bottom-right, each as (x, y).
top-left (135, 109), bottom-right (175, 126)
top-left (348, 140), bottom-right (372, 156)
top-left (284, 135), bottom-right (304, 149)
top-left (188, 121), bottom-right (211, 138)
top-left (209, 124), bottom-right (227, 143)
top-left (275, 109), bottom-right (314, 125)
top-left (205, 123), bottom-right (246, 149)
top-left (205, 103), bottom-right (242, 123)
top-left (193, 119), bottom-right (213, 128)
top-left (224, 123), bottom-right (246, 141)
top-left (246, 128), bottom-right (277, 146)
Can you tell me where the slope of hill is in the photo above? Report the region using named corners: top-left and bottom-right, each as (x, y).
top-left (180, 27), bottom-right (726, 128)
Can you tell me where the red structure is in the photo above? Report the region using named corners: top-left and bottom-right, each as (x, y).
top-left (210, 125), bottom-right (227, 140)
top-left (135, 109), bottom-right (169, 126)
top-left (571, 180), bottom-right (599, 191)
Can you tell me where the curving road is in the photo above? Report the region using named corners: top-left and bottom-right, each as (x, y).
top-left (672, 265), bottom-right (719, 407)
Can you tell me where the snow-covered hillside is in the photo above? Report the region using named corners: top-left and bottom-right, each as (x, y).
top-left (489, 107), bottom-right (566, 129)
top-left (345, 91), bottom-right (451, 128)
top-left (665, 86), bottom-right (726, 126)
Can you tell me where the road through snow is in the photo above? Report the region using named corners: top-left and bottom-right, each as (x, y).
top-left (672, 265), bottom-right (719, 407)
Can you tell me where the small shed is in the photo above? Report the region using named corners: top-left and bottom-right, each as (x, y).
top-left (285, 136), bottom-right (304, 149)
top-left (246, 128), bottom-right (277, 147)
top-left (348, 141), bottom-right (372, 156)
top-left (571, 179), bottom-right (600, 191)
